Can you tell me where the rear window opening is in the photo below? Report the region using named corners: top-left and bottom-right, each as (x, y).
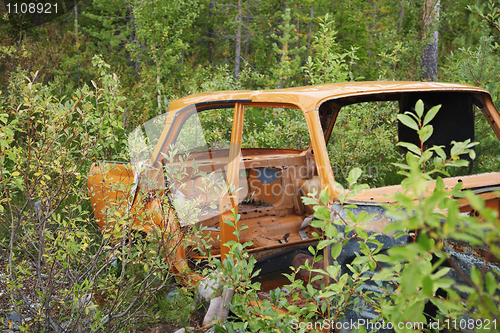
top-left (320, 92), bottom-right (481, 187)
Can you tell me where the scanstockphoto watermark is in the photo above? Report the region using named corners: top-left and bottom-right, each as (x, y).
top-left (290, 318), bottom-right (426, 331)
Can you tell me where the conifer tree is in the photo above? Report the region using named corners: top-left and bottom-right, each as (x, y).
top-left (303, 14), bottom-right (356, 85)
top-left (270, 8), bottom-right (305, 88)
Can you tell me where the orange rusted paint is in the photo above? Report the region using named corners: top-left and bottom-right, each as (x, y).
top-left (351, 172), bottom-right (500, 204)
top-left (168, 81), bottom-right (489, 115)
top-left (220, 103), bottom-right (245, 260)
top-left (443, 240), bottom-right (500, 266)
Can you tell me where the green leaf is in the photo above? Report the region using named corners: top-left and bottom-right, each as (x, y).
top-left (330, 242), bottom-right (342, 259)
top-left (333, 181), bottom-right (345, 191)
top-left (431, 267), bottom-right (450, 279)
top-left (383, 220), bottom-right (410, 234)
top-left (392, 162), bottom-right (411, 170)
top-left (352, 255), bottom-right (368, 265)
top-left (422, 275), bottom-right (433, 297)
top-left (423, 104), bottom-right (441, 126)
top-left (354, 210), bottom-right (371, 224)
top-left (448, 159), bottom-right (469, 167)
top-left (326, 265), bottom-right (340, 278)
top-left (314, 206), bottom-right (331, 221)
top-left (486, 271), bottom-right (497, 294)
top-left (398, 114), bottom-right (419, 131)
top-left (347, 167), bottom-right (362, 185)
top-left (359, 241), bottom-right (370, 253)
top-left (402, 299), bottom-right (425, 321)
top-left (302, 196), bottom-right (318, 206)
top-left (318, 239), bottom-right (334, 250)
top-left (415, 99), bottom-right (424, 118)
top-left (356, 227), bottom-right (368, 240)
top-left (433, 146), bottom-right (446, 160)
top-left (325, 223), bottom-right (338, 238)
top-left (397, 141), bottom-right (421, 156)
top-left (224, 219), bottom-right (235, 228)
top-left (319, 189), bottom-right (330, 205)
top-left (225, 322), bottom-right (237, 333)
top-left (311, 274), bottom-right (324, 283)
top-left (469, 149), bottom-right (476, 160)
top-left (387, 246), bottom-right (419, 262)
top-left (402, 263), bottom-right (422, 296)
top-left (470, 266), bottom-right (482, 288)
top-left (394, 231), bottom-right (407, 239)
top-left (433, 156), bottom-right (444, 168)
top-left (462, 190), bottom-right (485, 212)
top-left (372, 267), bottom-right (396, 281)
top-left (421, 125), bottom-right (433, 143)
top-left (311, 218), bottom-right (327, 228)
top-left (448, 232), bottom-right (482, 246)
top-left (345, 209), bottom-right (356, 223)
top-left (433, 277), bottom-right (455, 290)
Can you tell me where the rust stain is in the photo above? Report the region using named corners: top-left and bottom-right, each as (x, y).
top-left (444, 240), bottom-right (468, 254)
top-left (471, 247), bottom-right (500, 266)
top-left (443, 240), bottom-right (500, 266)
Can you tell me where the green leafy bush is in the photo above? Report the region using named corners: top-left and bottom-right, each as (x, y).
top-left (0, 58), bottom-right (183, 332)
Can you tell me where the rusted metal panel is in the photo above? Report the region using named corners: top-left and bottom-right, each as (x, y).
top-left (350, 173), bottom-right (500, 204)
top-left (169, 82), bottom-right (489, 115)
top-left (443, 240), bottom-right (500, 266)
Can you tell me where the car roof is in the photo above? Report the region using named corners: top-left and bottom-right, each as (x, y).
top-left (169, 81), bottom-right (489, 112)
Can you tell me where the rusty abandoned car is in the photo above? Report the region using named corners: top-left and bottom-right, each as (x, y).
top-left (88, 81), bottom-right (500, 328)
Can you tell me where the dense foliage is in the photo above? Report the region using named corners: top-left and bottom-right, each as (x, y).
top-left (1, 0), bottom-right (500, 107)
top-left (2, 0), bottom-right (500, 331)
top-left (0, 57), bottom-right (184, 332)
top-left (2, 0), bottom-right (500, 184)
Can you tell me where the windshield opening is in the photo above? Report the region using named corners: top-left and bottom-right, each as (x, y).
top-left (242, 106), bottom-right (310, 150)
top-left (127, 102), bottom-right (311, 227)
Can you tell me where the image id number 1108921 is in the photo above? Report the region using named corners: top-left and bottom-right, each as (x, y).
top-left (443, 318), bottom-right (497, 331)
top-left (5, 2), bottom-right (57, 14)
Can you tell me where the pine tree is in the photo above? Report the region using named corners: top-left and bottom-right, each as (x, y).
top-left (270, 8), bottom-right (305, 88)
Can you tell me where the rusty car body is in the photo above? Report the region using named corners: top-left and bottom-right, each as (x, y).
top-left (88, 81), bottom-right (500, 323)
